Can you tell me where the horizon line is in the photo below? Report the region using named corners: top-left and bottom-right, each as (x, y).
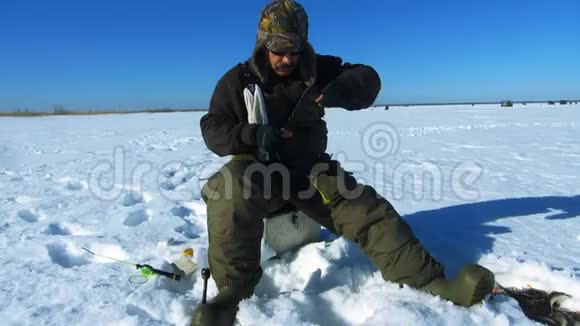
top-left (1, 100), bottom-right (578, 117)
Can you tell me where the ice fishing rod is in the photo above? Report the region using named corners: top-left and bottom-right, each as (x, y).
top-left (201, 268), bottom-right (211, 304)
top-left (82, 247), bottom-right (181, 281)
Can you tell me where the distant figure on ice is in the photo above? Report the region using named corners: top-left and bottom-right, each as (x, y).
top-left (192, 1), bottom-right (494, 324)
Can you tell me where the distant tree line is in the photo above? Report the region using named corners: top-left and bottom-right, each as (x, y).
top-left (0, 105), bottom-right (208, 117)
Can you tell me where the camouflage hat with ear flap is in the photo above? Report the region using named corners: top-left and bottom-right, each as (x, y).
top-left (257, 0), bottom-right (309, 53)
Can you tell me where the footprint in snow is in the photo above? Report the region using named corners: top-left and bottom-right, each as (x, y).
top-left (159, 181), bottom-right (176, 191)
top-left (174, 223), bottom-right (200, 239)
top-left (170, 206), bottom-right (192, 218)
top-left (65, 181), bottom-right (83, 190)
top-left (46, 243), bottom-right (90, 268)
top-left (43, 222), bottom-right (92, 236)
top-left (0, 223), bottom-right (9, 232)
top-left (123, 209), bottom-right (150, 226)
top-left (10, 174), bottom-right (24, 182)
top-left (121, 191), bottom-right (143, 207)
top-left (171, 205), bottom-right (201, 238)
top-left (44, 223), bottom-right (71, 235)
top-left (125, 304), bottom-right (155, 320)
top-left (164, 169), bottom-right (177, 178)
top-left (18, 209), bottom-right (39, 223)
top-left (161, 164), bottom-right (197, 190)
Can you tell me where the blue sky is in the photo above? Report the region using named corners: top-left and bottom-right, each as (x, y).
top-left (1, 0), bottom-right (578, 111)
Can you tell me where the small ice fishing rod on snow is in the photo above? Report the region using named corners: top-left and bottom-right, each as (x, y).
top-left (82, 247), bottom-right (181, 281)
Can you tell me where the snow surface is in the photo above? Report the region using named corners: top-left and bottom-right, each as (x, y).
top-left (1, 103), bottom-right (579, 325)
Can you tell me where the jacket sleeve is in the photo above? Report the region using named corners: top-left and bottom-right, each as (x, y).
top-left (200, 69), bottom-right (259, 156)
top-left (316, 55), bottom-right (381, 110)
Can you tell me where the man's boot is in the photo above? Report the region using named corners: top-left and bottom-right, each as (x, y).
top-left (421, 264), bottom-right (495, 307)
top-left (190, 286), bottom-right (254, 326)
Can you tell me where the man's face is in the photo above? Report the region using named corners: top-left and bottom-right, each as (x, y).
top-left (267, 49), bottom-right (301, 77)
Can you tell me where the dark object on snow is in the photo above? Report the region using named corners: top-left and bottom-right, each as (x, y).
top-left (548, 101), bottom-right (556, 105)
top-left (384, 105), bottom-right (389, 110)
top-left (560, 100), bottom-right (568, 105)
top-left (497, 285), bottom-right (580, 326)
top-left (201, 268), bottom-right (211, 304)
top-left (135, 264), bottom-right (181, 281)
top-left (501, 100), bottom-right (513, 108)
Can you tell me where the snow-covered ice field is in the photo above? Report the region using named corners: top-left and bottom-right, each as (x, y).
top-left (1, 103), bottom-right (579, 325)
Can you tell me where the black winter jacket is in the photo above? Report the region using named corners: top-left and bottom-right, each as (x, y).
top-left (201, 53), bottom-right (380, 175)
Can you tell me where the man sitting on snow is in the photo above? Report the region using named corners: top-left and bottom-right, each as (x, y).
top-left (192, 1), bottom-right (495, 324)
